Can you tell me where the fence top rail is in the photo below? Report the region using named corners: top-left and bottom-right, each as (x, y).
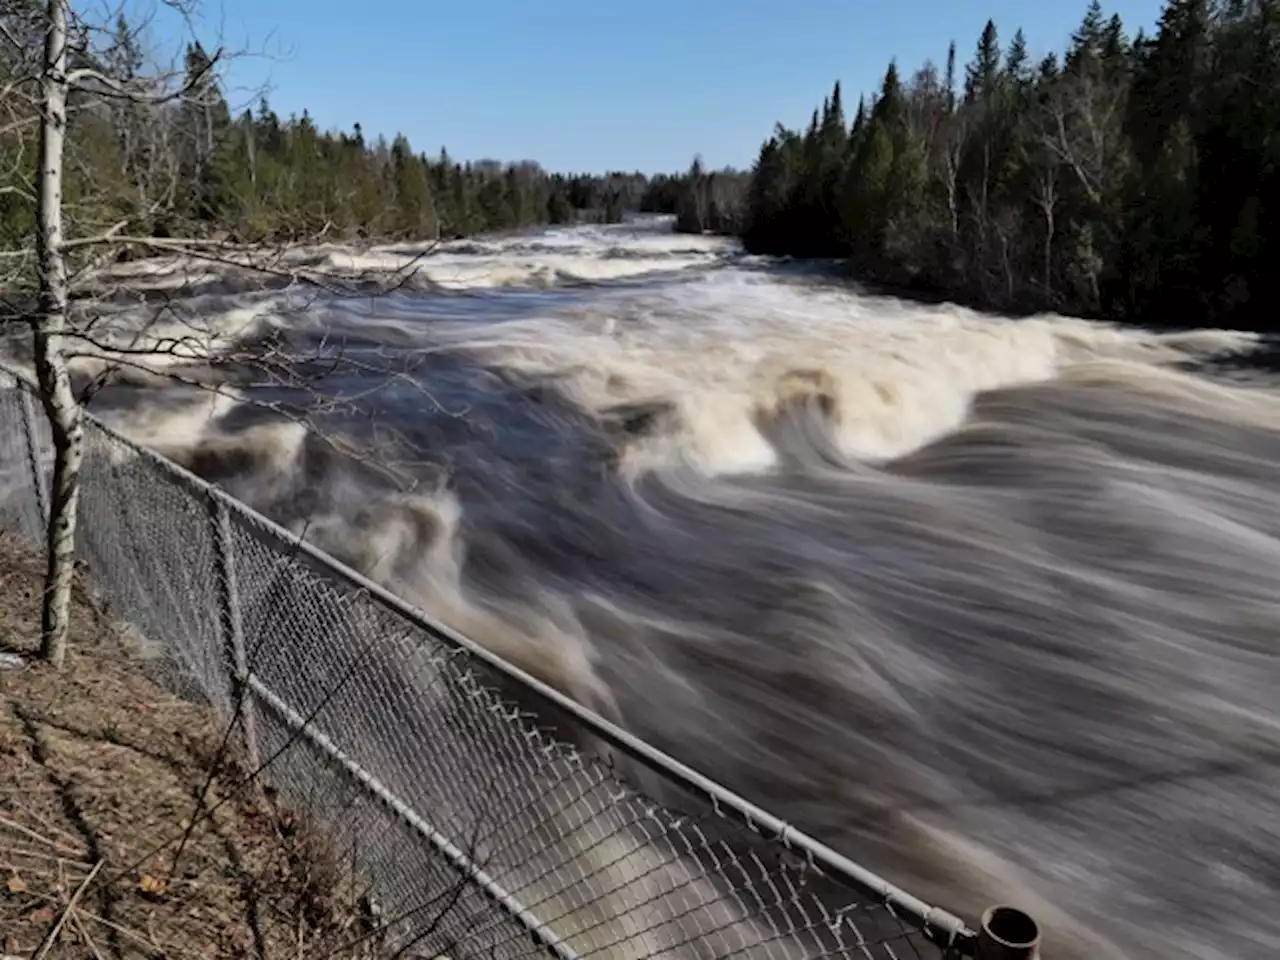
top-left (0, 357), bottom-right (977, 950)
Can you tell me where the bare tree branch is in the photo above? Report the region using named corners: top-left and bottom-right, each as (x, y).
top-left (3, 0), bottom-right (450, 664)
top-left (67, 44), bottom-right (221, 103)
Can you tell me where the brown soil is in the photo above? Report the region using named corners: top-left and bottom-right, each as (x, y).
top-left (0, 534), bottom-right (380, 959)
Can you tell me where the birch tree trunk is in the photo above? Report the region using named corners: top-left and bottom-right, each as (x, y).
top-left (32, 0), bottom-right (81, 668)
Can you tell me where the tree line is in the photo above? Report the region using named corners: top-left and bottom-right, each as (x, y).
top-left (0, 5), bottom-right (688, 257)
top-left (644, 160), bottom-right (752, 235)
top-left (0, 0), bottom-right (691, 663)
top-left (711, 0), bottom-right (1278, 331)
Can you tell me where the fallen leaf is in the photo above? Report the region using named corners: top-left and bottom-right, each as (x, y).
top-left (138, 874), bottom-right (168, 898)
top-left (28, 905), bottom-right (55, 924)
top-left (5, 875), bottom-right (27, 894)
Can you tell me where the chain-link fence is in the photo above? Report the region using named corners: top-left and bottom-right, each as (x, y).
top-left (0, 367), bottom-right (992, 960)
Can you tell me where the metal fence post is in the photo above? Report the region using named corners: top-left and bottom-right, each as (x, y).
top-left (18, 387), bottom-right (48, 529)
top-left (41, 402), bottom-right (987, 960)
top-left (976, 905), bottom-right (1041, 960)
top-left (209, 493), bottom-right (262, 774)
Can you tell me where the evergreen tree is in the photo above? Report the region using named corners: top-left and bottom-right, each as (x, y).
top-left (178, 41), bottom-right (232, 224)
top-left (389, 134), bottom-right (437, 238)
top-left (0, 5), bottom-right (688, 255)
top-left (965, 20), bottom-right (1001, 102)
top-left (737, 0), bottom-right (1280, 330)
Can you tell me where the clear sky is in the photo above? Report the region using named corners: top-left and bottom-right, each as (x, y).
top-left (166, 0), bottom-right (1167, 175)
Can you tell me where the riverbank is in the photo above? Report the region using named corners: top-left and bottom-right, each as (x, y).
top-left (0, 534), bottom-right (377, 959)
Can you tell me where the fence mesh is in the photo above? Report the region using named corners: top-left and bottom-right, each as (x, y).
top-left (0, 372), bottom-right (972, 960)
top-left (0, 381), bottom-right (47, 545)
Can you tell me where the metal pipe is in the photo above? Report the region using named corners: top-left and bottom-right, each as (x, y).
top-left (209, 495), bottom-right (262, 773)
top-left (976, 905), bottom-right (1041, 960)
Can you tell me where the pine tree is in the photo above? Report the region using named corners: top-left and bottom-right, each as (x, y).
top-left (389, 134), bottom-right (436, 238)
top-left (737, 0), bottom-right (1280, 329)
top-left (1005, 29), bottom-right (1030, 84)
top-left (1070, 0), bottom-right (1108, 66)
top-left (178, 41), bottom-right (231, 224)
top-left (965, 20), bottom-right (1001, 102)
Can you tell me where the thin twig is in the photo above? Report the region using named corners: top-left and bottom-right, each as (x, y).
top-left (16, 807), bottom-right (91, 855)
top-left (64, 901), bottom-right (159, 953)
top-left (0, 816), bottom-right (82, 858)
top-left (0, 844), bottom-right (96, 868)
top-left (32, 857), bottom-right (104, 960)
top-left (70, 908), bottom-right (108, 960)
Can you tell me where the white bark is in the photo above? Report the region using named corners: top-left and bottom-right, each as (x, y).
top-left (1044, 66), bottom-right (1128, 212)
top-left (942, 116), bottom-right (964, 242)
top-left (1034, 166), bottom-right (1057, 296)
top-left (32, 0), bottom-right (81, 668)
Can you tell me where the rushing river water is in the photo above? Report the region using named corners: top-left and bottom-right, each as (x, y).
top-left (43, 216), bottom-right (1280, 959)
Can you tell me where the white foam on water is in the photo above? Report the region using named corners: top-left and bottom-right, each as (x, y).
top-left (64, 221), bottom-right (1280, 960)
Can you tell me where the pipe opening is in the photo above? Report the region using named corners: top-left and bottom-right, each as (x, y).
top-left (981, 905), bottom-right (1040, 948)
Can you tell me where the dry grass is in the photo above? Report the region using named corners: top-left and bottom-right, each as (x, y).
top-left (0, 533), bottom-right (383, 959)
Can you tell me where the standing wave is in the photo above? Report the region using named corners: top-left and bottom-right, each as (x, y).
top-left (77, 233), bottom-right (1280, 960)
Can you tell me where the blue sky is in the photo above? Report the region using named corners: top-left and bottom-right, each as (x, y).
top-left (165, 0), bottom-right (1167, 175)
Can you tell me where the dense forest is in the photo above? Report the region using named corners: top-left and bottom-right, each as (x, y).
top-left (728, 0), bottom-right (1279, 330)
top-left (0, 6), bottom-right (682, 256)
top-left (6, 0), bottom-right (1273, 331)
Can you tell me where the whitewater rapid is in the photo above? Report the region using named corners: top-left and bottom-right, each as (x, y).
top-left (37, 217), bottom-right (1280, 960)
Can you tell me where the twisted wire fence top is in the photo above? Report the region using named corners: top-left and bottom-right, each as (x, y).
top-left (0, 363), bottom-right (978, 960)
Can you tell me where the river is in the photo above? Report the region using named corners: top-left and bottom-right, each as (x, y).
top-left (48, 216), bottom-right (1280, 959)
